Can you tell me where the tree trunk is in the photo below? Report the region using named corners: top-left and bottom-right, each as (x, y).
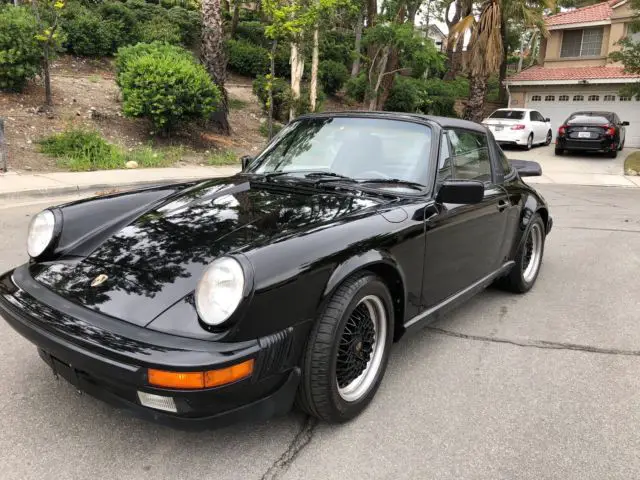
top-left (463, 74), bottom-right (489, 122)
top-left (268, 40), bottom-right (277, 139)
top-left (310, 26), bottom-right (319, 112)
top-left (231, 0), bottom-right (240, 37)
top-left (290, 41), bottom-right (304, 120)
top-left (376, 48), bottom-right (398, 110)
top-left (351, 9), bottom-right (364, 77)
top-left (443, 0), bottom-right (461, 80)
top-left (368, 46), bottom-right (389, 110)
top-left (366, 0), bottom-right (376, 27)
top-left (517, 33), bottom-right (527, 72)
top-left (498, 15), bottom-right (508, 104)
top-left (43, 44), bottom-right (52, 107)
top-left (201, 0), bottom-right (231, 134)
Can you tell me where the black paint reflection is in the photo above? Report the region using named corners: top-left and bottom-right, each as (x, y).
top-left (33, 179), bottom-right (380, 325)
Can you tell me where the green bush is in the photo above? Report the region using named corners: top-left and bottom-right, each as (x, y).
top-left (115, 41), bottom-right (186, 81)
top-left (253, 75), bottom-right (291, 122)
top-left (124, 0), bottom-right (165, 23)
top-left (345, 73), bottom-right (369, 103)
top-left (319, 30), bottom-right (354, 66)
top-left (0, 6), bottom-right (40, 91)
top-left (226, 39), bottom-right (269, 77)
top-left (319, 60), bottom-right (349, 96)
top-left (135, 15), bottom-right (182, 44)
top-left (62, 6), bottom-right (124, 56)
top-left (234, 21), bottom-right (268, 47)
top-left (98, 2), bottom-right (138, 42)
top-left (117, 42), bottom-right (220, 132)
top-left (274, 43), bottom-right (291, 78)
top-left (384, 76), bottom-right (458, 117)
top-left (167, 6), bottom-right (201, 45)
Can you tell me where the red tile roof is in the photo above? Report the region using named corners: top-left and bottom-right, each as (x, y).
top-left (546, 0), bottom-right (619, 27)
top-left (507, 65), bottom-right (640, 82)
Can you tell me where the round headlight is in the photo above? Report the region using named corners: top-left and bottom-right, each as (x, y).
top-left (27, 210), bottom-right (56, 258)
top-left (195, 257), bottom-right (245, 326)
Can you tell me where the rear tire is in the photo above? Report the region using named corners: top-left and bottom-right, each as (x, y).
top-left (296, 274), bottom-right (394, 423)
top-left (554, 146), bottom-right (564, 156)
top-left (496, 214), bottom-right (546, 294)
top-left (608, 148), bottom-right (618, 159)
top-left (525, 133), bottom-right (533, 150)
top-left (545, 131), bottom-right (552, 146)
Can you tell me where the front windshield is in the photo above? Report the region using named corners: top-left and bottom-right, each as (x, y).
top-left (249, 117), bottom-right (433, 186)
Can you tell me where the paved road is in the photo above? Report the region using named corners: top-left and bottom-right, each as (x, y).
top-left (1, 185), bottom-right (639, 480)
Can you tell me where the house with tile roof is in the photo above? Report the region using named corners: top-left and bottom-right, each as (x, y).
top-left (505, 0), bottom-right (640, 147)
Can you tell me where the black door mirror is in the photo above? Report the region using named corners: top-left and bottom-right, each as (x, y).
top-left (240, 155), bottom-right (253, 171)
top-left (436, 180), bottom-right (484, 204)
top-left (510, 159), bottom-right (542, 177)
top-left (545, 118), bottom-right (551, 123)
top-left (621, 121), bottom-right (630, 126)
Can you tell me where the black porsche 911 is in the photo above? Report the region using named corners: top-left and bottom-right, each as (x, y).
top-left (0, 112), bottom-right (552, 428)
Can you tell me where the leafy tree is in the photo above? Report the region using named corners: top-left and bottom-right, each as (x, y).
top-left (610, 0), bottom-right (640, 98)
top-left (31, 0), bottom-right (66, 107)
top-left (0, 6), bottom-right (40, 92)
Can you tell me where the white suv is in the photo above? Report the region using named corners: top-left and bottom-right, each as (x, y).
top-left (482, 108), bottom-right (552, 150)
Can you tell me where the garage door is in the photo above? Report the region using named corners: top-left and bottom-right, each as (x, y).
top-left (526, 92), bottom-right (640, 147)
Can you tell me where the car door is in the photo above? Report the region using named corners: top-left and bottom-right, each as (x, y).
top-left (531, 111), bottom-right (546, 143)
top-left (421, 128), bottom-right (511, 309)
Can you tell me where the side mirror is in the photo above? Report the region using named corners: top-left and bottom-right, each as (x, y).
top-left (240, 155), bottom-right (253, 171)
top-left (545, 118), bottom-right (551, 123)
top-left (436, 180), bottom-right (484, 204)
top-left (622, 121), bottom-right (630, 126)
top-left (511, 159), bottom-right (542, 177)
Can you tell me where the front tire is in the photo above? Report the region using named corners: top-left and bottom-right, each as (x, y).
top-left (496, 214), bottom-right (546, 293)
top-left (296, 274), bottom-right (394, 423)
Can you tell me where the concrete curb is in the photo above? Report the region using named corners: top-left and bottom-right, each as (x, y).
top-left (0, 178), bottom-right (192, 202)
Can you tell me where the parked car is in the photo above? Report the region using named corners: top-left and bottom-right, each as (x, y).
top-left (0, 113), bottom-right (552, 428)
top-left (555, 111), bottom-right (629, 158)
top-left (482, 108), bottom-right (553, 150)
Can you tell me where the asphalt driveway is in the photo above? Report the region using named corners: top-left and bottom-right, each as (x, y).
top-left (1, 184), bottom-right (640, 480)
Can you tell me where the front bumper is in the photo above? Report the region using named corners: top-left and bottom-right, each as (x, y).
top-left (0, 266), bottom-right (303, 429)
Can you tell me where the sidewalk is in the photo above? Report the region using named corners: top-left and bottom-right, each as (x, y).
top-left (0, 166), bottom-right (241, 201)
top-left (0, 163), bottom-right (638, 202)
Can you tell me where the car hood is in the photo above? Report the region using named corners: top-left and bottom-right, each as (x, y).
top-left (32, 177), bottom-right (383, 326)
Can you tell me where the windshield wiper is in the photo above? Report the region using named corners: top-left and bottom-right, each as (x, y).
top-left (303, 172), bottom-right (357, 183)
top-left (356, 178), bottom-right (425, 191)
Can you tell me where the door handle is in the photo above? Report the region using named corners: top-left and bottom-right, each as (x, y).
top-left (497, 200), bottom-right (509, 212)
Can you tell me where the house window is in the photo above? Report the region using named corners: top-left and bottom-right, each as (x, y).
top-left (560, 28), bottom-right (603, 57)
top-left (559, 95), bottom-right (569, 101)
top-left (627, 24), bottom-right (640, 43)
top-left (573, 95), bottom-right (584, 101)
top-left (619, 96), bottom-right (631, 101)
top-left (604, 95), bottom-right (616, 101)
top-left (531, 95), bottom-right (542, 101)
top-left (545, 95), bottom-right (555, 101)
top-left (588, 95), bottom-right (599, 101)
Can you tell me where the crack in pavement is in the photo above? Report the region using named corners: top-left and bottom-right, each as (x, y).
top-left (427, 326), bottom-right (640, 357)
top-left (260, 415), bottom-right (318, 480)
top-left (558, 226), bottom-right (640, 234)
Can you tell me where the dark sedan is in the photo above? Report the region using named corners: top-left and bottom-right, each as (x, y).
top-left (0, 112), bottom-right (552, 428)
top-left (555, 111), bottom-right (629, 158)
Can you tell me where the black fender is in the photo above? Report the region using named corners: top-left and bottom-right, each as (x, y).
top-left (508, 191), bottom-right (549, 261)
top-left (320, 249), bottom-right (408, 340)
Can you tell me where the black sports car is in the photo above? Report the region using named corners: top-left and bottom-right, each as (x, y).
top-left (555, 111), bottom-right (629, 158)
top-left (0, 112), bottom-right (552, 428)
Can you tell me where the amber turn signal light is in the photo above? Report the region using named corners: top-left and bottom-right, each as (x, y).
top-left (148, 359), bottom-right (254, 390)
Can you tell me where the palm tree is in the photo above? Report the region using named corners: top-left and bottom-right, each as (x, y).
top-left (452, 0), bottom-right (551, 122)
top-left (202, 0), bottom-right (231, 134)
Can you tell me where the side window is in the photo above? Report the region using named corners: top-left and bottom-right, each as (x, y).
top-left (437, 133), bottom-right (452, 184)
top-left (448, 129), bottom-right (492, 182)
top-left (497, 145), bottom-right (513, 175)
top-left (532, 111), bottom-right (543, 122)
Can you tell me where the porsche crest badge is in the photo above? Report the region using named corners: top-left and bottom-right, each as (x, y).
top-left (91, 274), bottom-right (109, 287)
